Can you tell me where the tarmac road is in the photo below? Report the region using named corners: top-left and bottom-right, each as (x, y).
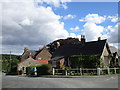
top-left (2, 73), bottom-right (119, 88)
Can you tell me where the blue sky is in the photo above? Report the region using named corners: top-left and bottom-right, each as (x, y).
top-left (53, 2), bottom-right (118, 36)
top-left (1, 0), bottom-right (119, 54)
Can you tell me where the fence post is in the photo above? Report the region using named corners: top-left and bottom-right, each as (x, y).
top-left (97, 68), bottom-right (101, 76)
top-left (107, 68), bottom-right (110, 75)
top-left (52, 68), bottom-right (55, 76)
top-left (65, 70), bottom-right (67, 76)
top-left (80, 68), bottom-right (82, 76)
top-left (114, 68), bottom-right (116, 74)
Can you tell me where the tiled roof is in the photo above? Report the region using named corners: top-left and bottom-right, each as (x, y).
top-left (49, 56), bottom-right (64, 61)
top-left (52, 39), bottom-right (107, 58)
top-left (22, 50), bottom-right (38, 58)
top-left (34, 60), bottom-right (48, 65)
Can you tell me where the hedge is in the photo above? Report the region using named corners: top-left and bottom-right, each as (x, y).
top-left (37, 64), bottom-right (52, 76)
top-left (26, 64), bottom-right (52, 76)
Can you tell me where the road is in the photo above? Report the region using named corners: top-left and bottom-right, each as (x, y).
top-left (2, 73), bottom-right (119, 88)
top-left (0, 72), bottom-right (2, 90)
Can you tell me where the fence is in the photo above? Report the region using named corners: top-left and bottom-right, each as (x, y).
top-left (52, 68), bottom-right (120, 76)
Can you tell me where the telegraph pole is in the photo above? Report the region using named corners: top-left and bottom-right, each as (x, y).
top-left (9, 51), bottom-right (11, 72)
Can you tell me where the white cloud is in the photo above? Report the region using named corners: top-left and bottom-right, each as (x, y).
top-left (79, 14), bottom-right (118, 43)
top-left (1, 44), bottom-right (44, 55)
top-left (83, 22), bottom-right (104, 41)
top-left (38, 0), bottom-right (60, 7)
top-left (80, 14), bottom-right (105, 41)
top-left (69, 33), bottom-right (77, 38)
top-left (79, 14), bottom-right (106, 24)
top-left (107, 23), bottom-right (118, 43)
top-left (61, 3), bottom-right (68, 9)
top-left (107, 15), bottom-right (118, 23)
top-left (70, 26), bottom-right (79, 32)
top-left (1, 1), bottom-right (70, 54)
top-left (63, 14), bottom-right (76, 20)
top-left (111, 18), bottom-right (118, 23)
top-left (61, 0), bottom-right (71, 3)
top-left (1, 0), bottom-right (71, 9)
top-left (34, 0), bottom-right (71, 9)
top-left (20, 17), bottom-right (33, 26)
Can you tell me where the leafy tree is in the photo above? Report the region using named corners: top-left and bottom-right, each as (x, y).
top-left (69, 55), bottom-right (100, 68)
top-left (1, 54), bottom-right (21, 73)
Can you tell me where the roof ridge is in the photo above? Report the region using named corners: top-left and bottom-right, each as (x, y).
top-left (86, 39), bottom-right (107, 43)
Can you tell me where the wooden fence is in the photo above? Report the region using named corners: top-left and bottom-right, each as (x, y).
top-left (52, 68), bottom-right (120, 76)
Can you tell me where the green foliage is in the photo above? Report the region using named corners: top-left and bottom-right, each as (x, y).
top-left (69, 54), bottom-right (100, 68)
top-left (26, 64), bottom-right (52, 76)
top-left (2, 59), bottom-right (19, 72)
top-left (1, 54), bottom-right (21, 60)
top-left (116, 69), bottom-right (120, 74)
top-left (26, 66), bottom-right (33, 75)
top-left (82, 72), bottom-right (97, 75)
top-left (37, 64), bottom-right (52, 75)
top-left (1, 54), bottom-right (20, 73)
top-left (61, 65), bottom-right (71, 70)
top-left (26, 65), bottom-right (40, 75)
top-left (55, 70), bottom-right (65, 75)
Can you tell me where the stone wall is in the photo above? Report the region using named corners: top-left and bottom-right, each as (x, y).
top-left (18, 57), bottom-right (40, 74)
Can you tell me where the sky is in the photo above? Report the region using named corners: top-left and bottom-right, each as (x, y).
top-left (0, 0), bottom-right (119, 55)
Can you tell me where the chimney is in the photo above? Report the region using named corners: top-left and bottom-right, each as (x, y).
top-left (24, 47), bottom-right (29, 52)
top-left (81, 35), bottom-right (86, 43)
top-left (98, 37), bottom-right (101, 41)
top-left (29, 52), bottom-right (32, 58)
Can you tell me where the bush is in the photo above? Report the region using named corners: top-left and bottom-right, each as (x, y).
top-left (116, 69), bottom-right (120, 74)
top-left (37, 64), bottom-right (52, 76)
top-left (26, 64), bottom-right (52, 76)
top-left (69, 55), bottom-right (100, 68)
top-left (26, 66), bottom-right (37, 76)
top-left (6, 70), bottom-right (18, 75)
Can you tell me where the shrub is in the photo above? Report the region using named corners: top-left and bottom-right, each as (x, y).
top-left (26, 66), bottom-right (37, 76)
top-left (69, 54), bottom-right (100, 68)
top-left (37, 64), bottom-right (52, 76)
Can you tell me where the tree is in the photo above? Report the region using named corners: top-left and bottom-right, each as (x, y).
top-left (69, 55), bottom-right (100, 68)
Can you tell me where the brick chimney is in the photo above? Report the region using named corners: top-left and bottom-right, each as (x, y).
top-left (98, 37), bottom-right (101, 41)
top-left (81, 35), bottom-right (86, 43)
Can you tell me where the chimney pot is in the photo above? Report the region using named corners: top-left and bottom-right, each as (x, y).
top-left (81, 35), bottom-right (86, 43)
top-left (98, 37), bottom-right (101, 41)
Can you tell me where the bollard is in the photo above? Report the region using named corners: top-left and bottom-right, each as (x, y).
top-left (35, 72), bottom-right (37, 76)
top-left (97, 68), bottom-right (101, 76)
top-left (80, 68), bottom-right (82, 76)
top-left (52, 68), bottom-right (55, 76)
top-left (114, 68), bottom-right (116, 74)
top-left (65, 70), bottom-right (67, 76)
top-left (107, 68), bottom-right (110, 75)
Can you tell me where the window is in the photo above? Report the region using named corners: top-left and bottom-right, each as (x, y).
top-left (52, 61), bottom-right (56, 67)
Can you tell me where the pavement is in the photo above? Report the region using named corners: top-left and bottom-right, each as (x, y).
top-left (31, 74), bottom-right (119, 78)
top-left (2, 73), bottom-right (119, 88)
